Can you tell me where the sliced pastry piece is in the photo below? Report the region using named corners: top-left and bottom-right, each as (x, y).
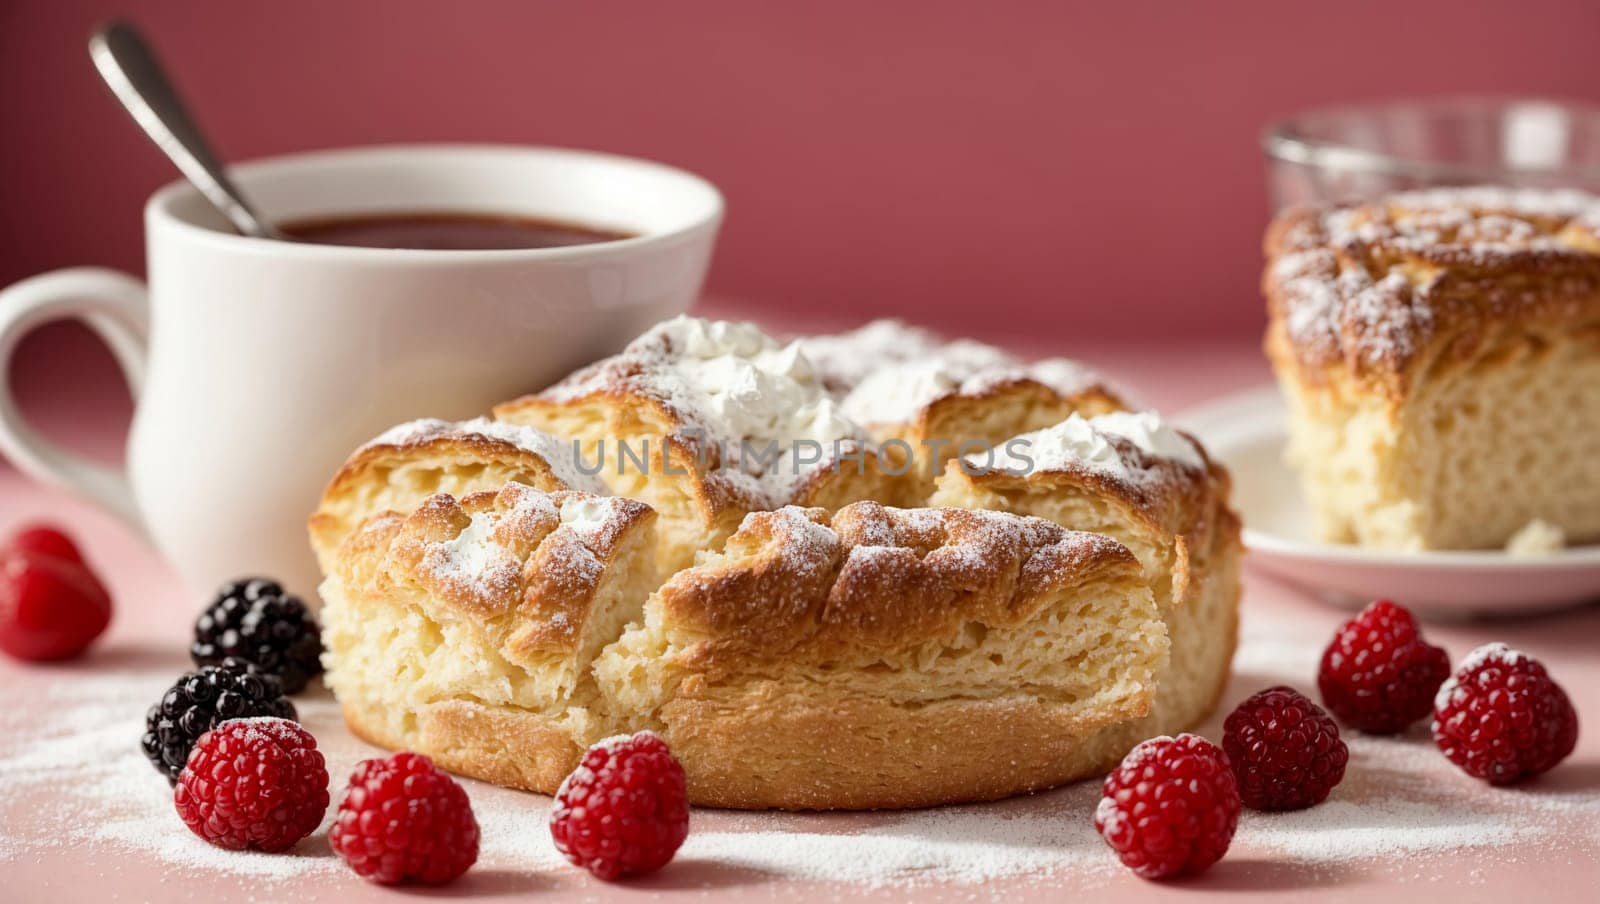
top-left (309, 417), bottom-right (603, 573)
top-left (1265, 187), bottom-right (1600, 550)
top-left (930, 410), bottom-right (1241, 748)
top-left (493, 317), bottom-right (907, 572)
top-left (320, 482), bottom-right (658, 794)
top-left (595, 501), bottom-right (1167, 809)
top-left (798, 319), bottom-right (1128, 492)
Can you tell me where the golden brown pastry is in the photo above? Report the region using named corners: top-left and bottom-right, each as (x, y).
top-left (493, 317), bottom-right (903, 571)
top-left (312, 316), bottom-right (1243, 811)
top-left (931, 410), bottom-right (1240, 748)
top-left (322, 487), bottom-right (1166, 809)
top-left (308, 417), bottom-right (600, 574)
top-left (1264, 187), bottom-right (1600, 550)
top-left (321, 483), bottom-right (659, 794)
top-left (799, 319), bottom-right (1127, 494)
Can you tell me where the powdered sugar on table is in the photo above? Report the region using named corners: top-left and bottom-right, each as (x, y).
top-left (4, 613), bottom-right (1595, 900)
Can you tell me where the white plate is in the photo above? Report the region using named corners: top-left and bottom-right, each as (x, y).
top-left (1178, 386), bottom-right (1600, 617)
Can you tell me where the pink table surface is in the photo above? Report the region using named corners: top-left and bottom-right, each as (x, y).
top-left (2, 337), bottom-right (1598, 903)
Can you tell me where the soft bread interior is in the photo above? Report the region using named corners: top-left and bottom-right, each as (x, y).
top-left (1264, 189), bottom-right (1600, 552)
top-left (311, 453), bottom-right (571, 574)
top-left (320, 486), bottom-right (660, 771)
top-left (1284, 322), bottom-right (1600, 550)
top-left (929, 466), bottom-right (1238, 739)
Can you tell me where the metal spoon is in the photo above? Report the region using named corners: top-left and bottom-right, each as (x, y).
top-left (89, 20), bottom-right (285, 240)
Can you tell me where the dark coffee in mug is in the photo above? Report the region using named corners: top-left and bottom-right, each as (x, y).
top-left (280, 211), bottom-right (634, 250)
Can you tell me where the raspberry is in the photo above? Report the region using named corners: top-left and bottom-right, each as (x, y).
top-left (1318, 599), bottom-right (1450, 734)
top-left (192, 578), bottom-right (323, 694)
top-left (331, 752), bottom-right (479, 885)
top-left (1432, 643), bottom-right (1578, 784)
top-left (0, 548), bottom-right (112, 662)
top-left (550, 731), bottom-right (689, 880)
top-left (7, 524), bottom-right (86, 566)
top-left (1223, 686), bottom-right (1348, 810)
top-left (173, 717), bottom-right (329, 851)
top-left (1094, 734), bottom-right (1239, 879)
top-left (141, 658), bottom-right (297, 782)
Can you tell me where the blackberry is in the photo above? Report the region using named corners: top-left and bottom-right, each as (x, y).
top-left (141, 657), bottom-right (297, 782)
top-left (191, 578), bottom-right (323, 693)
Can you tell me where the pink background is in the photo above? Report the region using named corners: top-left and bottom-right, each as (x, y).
top-left (5, 0), bottom-right (1600, 434)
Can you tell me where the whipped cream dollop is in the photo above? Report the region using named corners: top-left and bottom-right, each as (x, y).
top-left (794, 319), bottom-right (950, 392)
top-left (437, 511), bottom-right (507, 578)
top-left (835, 335), bottom-right (1105, 426)
top-left (556, 494), bottom-right (637, 548)
top-left (653, 316), bottom-right (858, 451)
top-left (1087, 411), bottom-right (1205, 468)
top-left (973, 411), bottom-right (1204, 479)
top-left (541, 316), bottom-right (864, 505)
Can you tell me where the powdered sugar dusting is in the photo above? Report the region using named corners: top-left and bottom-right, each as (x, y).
top-left (814, 320), bottom-right (1113, 427)
top-left (739, 506), bottom-right (841, 582)
top-left (1434, 642), bottom-right (1529, 711)
top-left (970, 411), bottom-right (1203, 493)
top-left (807, 502), bottom-right (1127, 593)
top-left (425, 510), bottom-right (520, 599)
top-left (2, 621), bottom-right (1596, 894)
top-left (1116, 733), bottom-right (1184, 769)
top-left (793, 319), bottom-right (951, 393)
top-left (536, 316), bottom-right (862, 505)
top-left (557, 494), bottom-right (634, 548)
top-left (410, 487), bottom-right (643, 601)
top-left (363, 416), bottom-right (605, 494)
top-left (1268, 186), bottom-right (1600, 373)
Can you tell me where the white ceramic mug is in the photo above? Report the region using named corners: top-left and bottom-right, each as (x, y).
top-left (0, 144), bottom-right (722, 599)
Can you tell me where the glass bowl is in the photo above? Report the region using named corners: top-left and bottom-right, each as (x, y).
top-left (1261, 97), bottom-right (1600, 209)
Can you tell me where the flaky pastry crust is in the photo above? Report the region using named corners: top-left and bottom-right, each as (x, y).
top-left (1264, 187), bottom-right (1600, 401)
top-left (1264, 188), bottom-right (1600, 549)
top-left (309, 418), bottom-right (597, 573)
top-left (315, 317), bottom-right (1242, 809)
top-left (326, 491), bottom-right (1169, 809)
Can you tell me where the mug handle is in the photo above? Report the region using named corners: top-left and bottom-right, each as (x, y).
top-left (0, 267), bottom-right (150, 526)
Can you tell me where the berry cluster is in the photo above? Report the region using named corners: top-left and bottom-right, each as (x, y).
top-left (168, 716), bottom-right (480, 879)
top-left (142, 658), bottom-right (298, 782)
top-left (192, 578), bottom-right (324, 694)
top-left (123, 566), bottom-right (686, 885)
top-left (144, 576), bottom-right (327, 780)
top-left (1096, 599), bottom-right (1577, 881)
top-left (164, 719), bottom-right (689, 885)
top-left (11, 518), bottom-right (1571, 888)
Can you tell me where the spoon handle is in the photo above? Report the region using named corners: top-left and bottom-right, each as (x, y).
top-left (89, 21), bottom-right (282, 239)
